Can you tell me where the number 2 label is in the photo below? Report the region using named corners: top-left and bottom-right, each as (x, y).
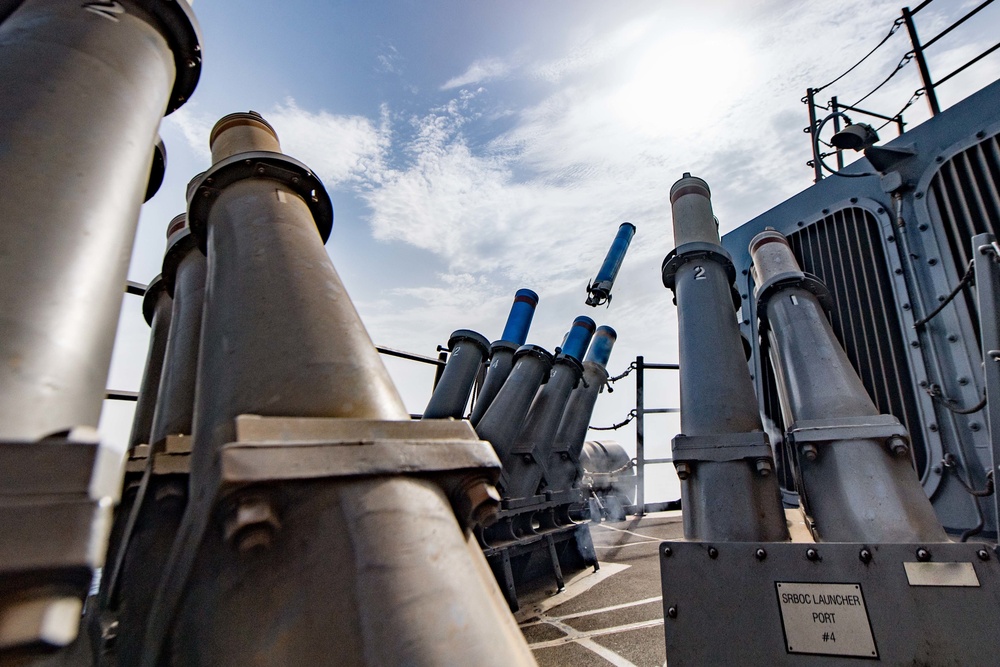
top-left (693, 265), bottom-right (707, 280)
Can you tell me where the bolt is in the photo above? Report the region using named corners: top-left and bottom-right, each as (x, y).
top-left (903, 303), bottom-right (911, 310)
top-left (948, 334), bottom-right (958, 342)
top-left (916, 192), bottom-right (924, 199)
top-left (933, 465), bottom-right (943, 474)
top-left (663, 546), bottom-right (673, 558)
top-left (859, 548), bottom-right (872, 564)
top-left (888, 436), bottom-right (909, 457)
top-left (919, 223), bottom-right (928, 231)
top-left (708, 546), bottom-right (719, 559)
top-left (453, 478), bottom-right (501, 529)
top-left (916, 548), bottom-right (931, 562)
top-left (256, 167), bottom-right (266, 175)
top-left (977, 549), bottom-right (990, 561)
top-left (223, 493), bottom-right (280, 553)
top-left (755, 548), bottom-right (767, 561)
top-left (971, 422), bottom-right (981, 432)
top-left (186, 59), bottom-right (197, 68)
top-left (675, 462), bottom-right (692, 480)
top-left (895, 268), bottom-right (903, 275)
top-left (929, 423), bottom-right (938, 432)
top-left (911, 340), bottom-right (920, 348)
top-left (928, 258), bottom-right (938, 266)
top-left (801, 443), bottom-right (818, 462)
top-left (522, 454), bottom-right (532, 463)
top-left (755, 459), bottom-right (772, 476)
top-left (887, 235), bottom-right (895, 243)
top-left (806, 548), bottom-right (819, 561)
top-left (958, 376), bottom-right (969, 386)
top-left (291, 176), bottom-right (300, 184)
top-left (667, 606), bottom-right (678, 619)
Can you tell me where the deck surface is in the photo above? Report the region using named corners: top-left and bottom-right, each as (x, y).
top-left (515, 512), bottom-right (683, 667)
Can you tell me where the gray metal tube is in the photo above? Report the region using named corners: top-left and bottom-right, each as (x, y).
top-left (475, 345), bottom-right (554, 466)
top-left (750, 230), bottom-right (946, 543)
top-left (422, 329), bottom-right (490, 419)
top-left (503, 355), bottom-right (584, 499)
top-left (664, 174), bottom-right (789, 542)
top-left (127, 275), bottom-right (172, 452)
top-left (548, 328), bottom-right (618, 494)
top-left (150, 215), bottom-right (206, 445)
top-left (0, 0), bottom-right (199, 440)
top-left (470, 342), bottom-right (518, 426)
top-left (149, 114), bottom-right (535, 667)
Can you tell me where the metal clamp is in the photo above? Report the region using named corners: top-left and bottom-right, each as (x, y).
top-left (754, 269), bottom-right (833, 337)
top-left (671, 431), bottom-right (774, 464)
top-left (220, 416), bottom-right (502, 530)
top-left (0, 431), bottom-right (117, 651)
top-left (662, 241), bottom-right (737, 288)
top-left (787, 415), bottom-right (909, 461)
top-left (187, 151), bottom-right (334, 248)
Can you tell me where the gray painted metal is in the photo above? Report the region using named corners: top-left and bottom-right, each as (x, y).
top-left (0, 0), bottom-right (197, 441)
top-left (660, 540), bottom-right (1000, 665)
top-left (127, 276), bottom-right (172, 452)
top-left (503, 355), bottom-right (584, 499)
top-left (142, 114), bottom-right (535, 667)
top-left (724, 79), bottom-right (1000, 535)
top-left (663, 174), bottom-right (789, 542)
top-left (471, 341), bottom-right (519, 425)
top-left (972, 233), bottom-right (1000, 540)
top-left (422, 329), bottom-right (490, 419)
top-left (475, 345), bottom-right (554, 468)
top-left (548, 361), bottom-right (610, 494)
top-left (150, 220), bottom-right (207, 446)
top-left (751, 231), bottom-right (946, 543)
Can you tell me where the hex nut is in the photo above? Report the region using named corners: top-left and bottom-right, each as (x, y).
top-left (223, 493), bottom-right (280, 553)
top-left (887, 436), bottom-right (909, 457)
top-left (675, 462), bottom-right (692, 480)
top-left (453, 478), bottom-right (501, 529)
top-left (755, 459), bottom-right (772, 476)
top-left (801, 443), bottom-right (818, 462)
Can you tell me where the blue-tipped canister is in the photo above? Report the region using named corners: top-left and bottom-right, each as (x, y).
top-left (586, 223), bottom-right (636, 307)
top-left (585, 326), bottom-right (617, 367)
top-left (560, 316), bottom-right (597, 362)
top-left (499, 288), bottom-right (539, 345)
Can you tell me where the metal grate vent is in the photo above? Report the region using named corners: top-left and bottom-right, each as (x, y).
top-left (928, 133), bottom-right (1000, 273)
top-left (758, 207), bottom-right (929, 482)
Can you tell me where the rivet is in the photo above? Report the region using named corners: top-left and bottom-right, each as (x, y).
top-left (708, 546), bottom-right (719, 559)
top-left (859, 548), bottom-right (872, 564)
top-left (755, 548), bottom-right (767, 561)
top-left (663, 546), bottom-right (673, 558)
top-left (929, 423), bottom-right (938, 432)
top-left (977, 549), bottom-right (990, 561)
top-left (667, 606), bottom-right (678, 619)
top-left (916, 548), bottom-right (931, 562)
top-left (806, 548), bottom-right (819, 561)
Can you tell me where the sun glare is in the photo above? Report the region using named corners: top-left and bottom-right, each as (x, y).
top-left (611, 29), bottom-right (753, 137)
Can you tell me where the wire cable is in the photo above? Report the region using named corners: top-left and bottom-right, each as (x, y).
top-left (812, 17), bottom-right (906, 95)
top-left (848, 51), bottom-right (915, 109)
top-left (913, 259), bottom-right (975, 329)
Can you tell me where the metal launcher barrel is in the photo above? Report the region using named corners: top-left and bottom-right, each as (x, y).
top-left (548, 326), bottom-right (618, 495)
top-left (502, 316), bottom-right (596, 500)
top-left (422, 329), bottom-right (491, 420)
top-left (586, 222), bottom-right (636, 307)
top-left (662, 174), bottom-right (789, 542)
top-left (0, 0), bottom-right (201, 655)
top-left (470, 289), bottom-right (539, 425)
top-left (135, 112), bottom-right (534, 667)
top-left (749, 229), bottom-right (946, 543)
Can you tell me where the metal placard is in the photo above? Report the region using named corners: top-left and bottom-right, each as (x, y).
top-left (775, 582), bottom-right (876, 658)
top-left (661, 541), bottom-right (1000, 666)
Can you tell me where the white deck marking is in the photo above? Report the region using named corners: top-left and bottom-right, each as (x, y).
top-left (594, 539), bottom-right (661, 549)
top-left (592, 523), bottom-right (664, 542)
top-left (528, 617), bottom-right (665, 649)
top-left (514, 562), bottom-right (630, 622)
top-left (578, 638), bottom-right (640, 667)
top-left (550, 595), bottom-right (663, 622)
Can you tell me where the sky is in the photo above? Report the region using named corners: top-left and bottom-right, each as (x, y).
top-left (100, 0), bottom-right (1000, 503)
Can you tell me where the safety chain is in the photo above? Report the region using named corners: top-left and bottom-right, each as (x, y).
top-left (925, 382), bottom-right (987, 415)
top-left (607, 361), bottom-right (637, 384)
top-left (583, 458), bottom-right (637, 477)
top-left (942, 454), bottom-right (994, 498)
top-left (590, 409), bottom-right (637, 431)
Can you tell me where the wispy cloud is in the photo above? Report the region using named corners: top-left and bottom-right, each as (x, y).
top-left (441, 57), bottom-right (514, 89)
